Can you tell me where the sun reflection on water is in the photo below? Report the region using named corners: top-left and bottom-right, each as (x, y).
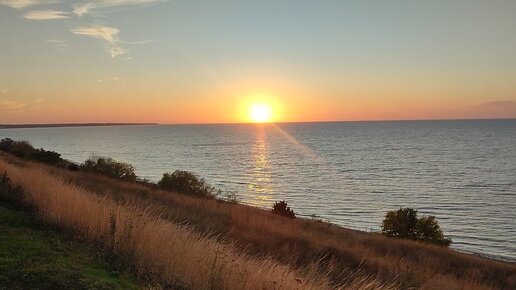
top-left (247, 125), bottom-right (274, 207)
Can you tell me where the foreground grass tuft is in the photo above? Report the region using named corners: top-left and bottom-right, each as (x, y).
top-left (0, 203), bottom-right (138, 290)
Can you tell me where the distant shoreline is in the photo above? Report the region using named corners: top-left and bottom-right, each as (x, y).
top-left (0, 123), bottom-right (158, 129)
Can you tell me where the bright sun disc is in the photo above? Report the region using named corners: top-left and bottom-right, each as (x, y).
top-left (250, 103), bottom-right (272, 123)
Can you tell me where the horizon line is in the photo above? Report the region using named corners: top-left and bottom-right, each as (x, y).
top-left (1, 117), bottom-right (515, 128)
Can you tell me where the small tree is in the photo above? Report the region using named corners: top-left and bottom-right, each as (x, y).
top-left (271, 201), bottom-right (296, 219)
top-left (382, 208), bottom-right (418, 239)
top-left (382, 207), bottom-right (451, 247)
top-left (11, 141), bottom-right (35, 158)
top-left (30, 149), bottom-right (62, 165)
top-left (81, 156), bottom-right (137, 181)
top-left (416, 216), bottom-right (451, 247)
top-left (158, 170), bottom-right (219, 198)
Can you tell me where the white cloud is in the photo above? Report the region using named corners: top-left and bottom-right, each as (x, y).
top-left (0, 0), bottom-right (54, 9)
top-left (0, 100), bottom-right (26, 112)
top-left (1, 89), bottom-right (7, 95)
top-left (107, 46), bottom-right (127, 57)
top-left (71, 25), bottom-right (128, 58)
top-left (71, 25), bottom-right (119, 44)
top-left (34, 98), bottom-right (44, 103)
top-left (112, 76), bottom-right (119, 81)
top-left (24, 10), bottom-right (71, 20)
top-left (73, 0), bottom-right (168, 16)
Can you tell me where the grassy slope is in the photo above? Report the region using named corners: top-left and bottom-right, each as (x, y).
top-left (0, 152), bottom-right (515, 289)
top-left (0, 202), bottom-right (139, 290)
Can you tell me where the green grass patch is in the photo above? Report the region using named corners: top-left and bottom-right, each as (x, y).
top-left (0, 203), bottom-right (139, 290)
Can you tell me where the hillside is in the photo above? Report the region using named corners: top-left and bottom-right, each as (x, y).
top-left (0, 152), bottom-right (514, 289)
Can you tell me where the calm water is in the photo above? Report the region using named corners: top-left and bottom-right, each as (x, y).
top-left (1, 120), bottom-right (515, 262)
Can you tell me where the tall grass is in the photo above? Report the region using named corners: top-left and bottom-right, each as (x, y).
top-left (53, 166), bottom-right (515, 289)
top-left (2, 153), bottom-right (514, 289)
top-left (0, 159), bottom-right (339, 289)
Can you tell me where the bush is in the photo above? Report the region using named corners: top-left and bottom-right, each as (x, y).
top-left (0, 172), bottom-right (24, 205)
top-left (382, 207), bottom-right (451, 247)
top-left (271, 201), bottom-right (296, 219)
top-left (382, 207), bottom-right (418, 239)
top-left (11, 140), bottom-right (35, 158)
top-left (0, 138), bottom-right (66, 166)
top-left (81, 156), bottom-right (137, 181)
top-left (158, 170), bottom-right (219, 198)
top-left (0, 138), bottom-right (15, 152)
top-left (416, 216), bottom-right (452, 247)
top-left (30, 149), bottom-right (62, 165)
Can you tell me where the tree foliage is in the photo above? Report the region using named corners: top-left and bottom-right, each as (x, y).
top-left (158, 170), bottom-right (219, 198)
top-left (81, 156), bottom-right (137, 181)
top-left (271, 201), bottom-right (296, 219)
top-left (0, 138), bottom-right (64, 166)
top-left (382, 207), bottom-right (451, 247)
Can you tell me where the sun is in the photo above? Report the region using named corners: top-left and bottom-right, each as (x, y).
top-left (249, 103), bottom-right (272, 123)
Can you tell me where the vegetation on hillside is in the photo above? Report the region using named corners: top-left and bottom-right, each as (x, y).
top-left (0, 173), bottom-right (138, 290)
top-left (0, 141), bottom-right (514, 290)
top-left (0, 138), bottom-right (67, 167)
top-left (271, 200), bottom-right (296, 218)
top-left (0, 160), bottom-right (337, 289)
top-left (158, 170), bottom-right (220, 198)
top-left (382, 207), bottom-right (452, 247)
top-left (81, 156), bottom-right (137, 181)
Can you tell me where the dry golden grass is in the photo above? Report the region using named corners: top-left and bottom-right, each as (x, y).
top-left (0, 157), bottom-right (398, 290)
top-left (1, 153), bottom-right (515, 289)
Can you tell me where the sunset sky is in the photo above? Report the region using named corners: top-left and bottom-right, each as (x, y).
top-left (1, 0), bottom-right (515, 124)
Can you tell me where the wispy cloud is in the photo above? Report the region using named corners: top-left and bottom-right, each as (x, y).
top-left (107, 46), bottom-right (127, 57)
top-left (71, 25), bottom-right (128, 57)
top-left (71, 25), bottom-right (119, 44)
top-left (46, 38), bottom-right (68, 49)
top-left (24, 9), bottom-right (71, 20)
top-left (0, 100), bottom-right (26, 112)
top-left (73, 0), bottom-right (168, 16)
top-left (123, 39), bottom-right (154, 45)
top-left (0, 0), bottom-right (55, 9)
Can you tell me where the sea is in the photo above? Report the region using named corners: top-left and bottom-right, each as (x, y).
top-left (1, 119), bottom-right (515, 262)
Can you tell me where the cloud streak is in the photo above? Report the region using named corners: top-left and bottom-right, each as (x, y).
top-left (46, 38), bottom-right (69, 49)
top-left (71, 25), bottom-right (128, 57)
top-left (73, 0), bottom-right (168, 16)
top-left (71, 25), bottom-right (120, 44)
top-left (24, 10), bottom-right (71, 20)
top-left (0, 0), bottom-right (54, 9)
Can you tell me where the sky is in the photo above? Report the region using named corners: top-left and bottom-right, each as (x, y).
top-left (1, 0), bottom-right (515, 124)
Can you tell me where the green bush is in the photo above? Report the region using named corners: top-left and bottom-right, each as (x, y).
top-left (271, 201), bottom-right (296, 219)
top-left (382, 207), bottom-right (451, 247)
top-left (415, 216), bottom-right (451, 246)
top-left (382, 207), bottom-right (418, 239)
top-left (11, 141), bottom-right (35, 158)
top-left (158, 170), bottom-right (219, 198)
top-left (30, 149), bottom-right (62, 166)
top-left (0, 138), bottom-right (15, 153)
top-left (81, 157), bottom-right (137, 181)
top-left (0, 138), bottom-right (67, 166)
